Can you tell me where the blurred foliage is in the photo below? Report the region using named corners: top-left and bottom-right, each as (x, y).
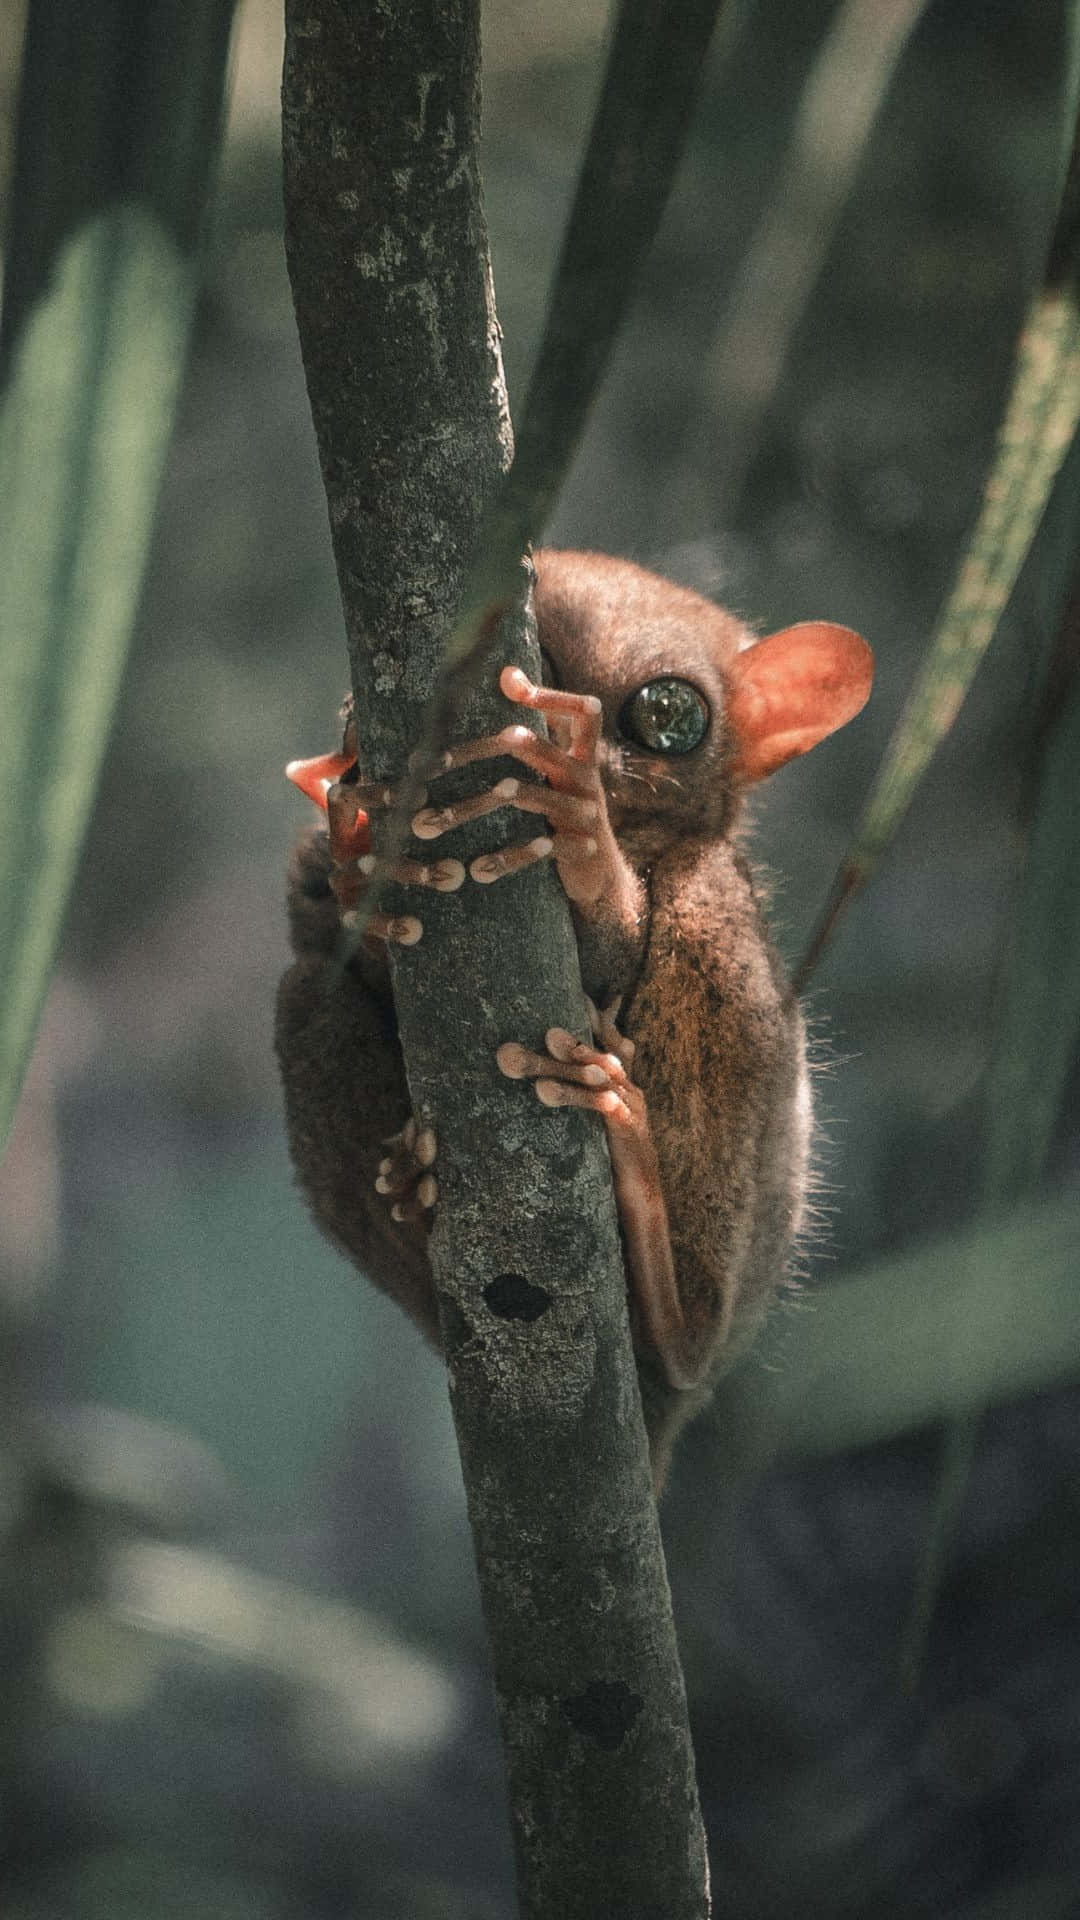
top-left (0, 0), bottom-right (1079, 1916)
top-left (980, 554), bottom-right (1080, 1208)
top-left (721, 1191), bottom-right (1080, 1461)
top-left (799, 91), bottom-right (1080, 984)
top-left (682, 0), bottom-right (930, 520)
top-left (0, 0), bottom-right (235, 1150)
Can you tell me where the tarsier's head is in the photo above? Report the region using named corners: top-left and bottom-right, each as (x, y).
top-left (533, 549), bottom-right (873, 846)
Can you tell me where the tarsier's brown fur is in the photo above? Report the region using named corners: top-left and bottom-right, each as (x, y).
top-left (276, 551), bottom-right (870, 1486)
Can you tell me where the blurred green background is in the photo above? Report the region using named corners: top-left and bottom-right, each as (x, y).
top-left (1, 1), bottom-right (1078, 1914)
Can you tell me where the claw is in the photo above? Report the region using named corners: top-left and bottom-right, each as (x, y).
top-left (286, 751), bottom-right (355, 810)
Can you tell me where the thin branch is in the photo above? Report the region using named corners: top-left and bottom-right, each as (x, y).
top-left (281, 3), bottom-right (713, 1913)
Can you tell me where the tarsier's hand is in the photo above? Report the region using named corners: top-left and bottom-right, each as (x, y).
top-left (376, 1117), bottom-right (438, 1230)
top-left (285, 744), bottom-right (455, 1235)
top-left (285, 749), bottom-right (464, 945)
top-left (413, 665), bottom-right (624, 907)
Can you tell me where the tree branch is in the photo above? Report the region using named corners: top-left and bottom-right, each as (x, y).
top-left (282, 2), bottom-right (709, 1913)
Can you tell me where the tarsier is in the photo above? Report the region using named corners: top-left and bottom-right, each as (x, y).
top-left (277, 551), bottom-right (872, 1486)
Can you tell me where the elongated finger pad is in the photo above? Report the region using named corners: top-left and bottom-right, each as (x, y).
top-left (497, 1042), bottom-right (532, 1078)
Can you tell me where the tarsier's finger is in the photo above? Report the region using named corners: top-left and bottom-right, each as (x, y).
top-left (493, 781), bottom-right (601, 835)
top-left (375, 1160), bottom-right (407, 1197)
top-left (289, 754), bottom-right (416, 877)
top-left (511, 1030), bottom-right (638, 1125)
top-left (349, 777), bottom-right (401, 812)
top-left (357, 853), bottom-right (465, 893)
top-left (544, 833), bottom-right (600, 872)
top-left (329, 777), bottom-right (426, 856)
top-left (376, 1120), bottom-right (438, 1216)
top-left (412, 778), bottom-right (523, 840)
top-left (287, 754), bottom-right (402, 817)
top-left (496, 1040), bottom-right (612, 1088)
top-left (342, 907), bottom-right (422, 946)
top-left (378, 1160), bottom-right (438, 1203)
top-left (376, 1124), bottom-right (436, 1179)
top-left (584, 996), bottom-right (636, 1068)
top-left (499, 665), bottom-right (603, 764)
top-left (439, 724), bottom-right (595, 794)
top-left (390, 1176), bottom-right (438, 1223)
top-left (376, 1145), bottom-right (420, 1194)
top-left (326, 785), bottom-right (371, 863)
top-left (535, 1079), bottom-right (629, 1118)
top-left (414, 772), bottom-right (596, 859)
top-left (544, 1027), bottom-right (630, 1088)
top-left (471, 837), bottom-right (553, 885)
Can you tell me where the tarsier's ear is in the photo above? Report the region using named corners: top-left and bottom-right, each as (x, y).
top-left (286, 750), bottom-right (354, 811)
top-left (725, 622), bottom-right (873, 785)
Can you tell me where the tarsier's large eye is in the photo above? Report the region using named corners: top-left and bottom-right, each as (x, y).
top-left (619, 677), bottom-right (710, 754)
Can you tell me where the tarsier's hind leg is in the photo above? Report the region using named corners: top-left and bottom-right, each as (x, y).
top-left (497, 1002), bottom-right (711, 1396)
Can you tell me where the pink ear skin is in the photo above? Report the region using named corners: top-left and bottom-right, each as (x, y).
top-left (725, 623), bottom-right (873, 786)
top-left (286, 751), bottom-right (355, 811)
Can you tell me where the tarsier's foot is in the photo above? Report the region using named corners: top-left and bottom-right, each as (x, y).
top-left (375, 1117), bottom-right (438, 1226)
top-left (496, 1001), bottom-right (641, 1130)
top-left (583, 994), bottom-right (635, 1073)
top-left (497, 1000), bottom-right (701, 1393)
top-left (411, 666), bottom-right (621, 907)
top-left (287, 742), bottom-right (465, 945)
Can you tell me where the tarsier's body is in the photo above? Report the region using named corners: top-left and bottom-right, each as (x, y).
top-left (277, 551), bottom-right (872, 1486)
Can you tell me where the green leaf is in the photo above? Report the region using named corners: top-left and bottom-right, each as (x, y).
top-left (0, 0), bottom-right (235, 1151)
top-left (0, 208), bottom-right (195, 1148)
top-left (721, 1193), bottom-right (1080, 1462)
top-left (852, 291), bottom-right (1080, 874)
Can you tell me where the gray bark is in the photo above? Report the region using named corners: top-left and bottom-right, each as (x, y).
top-left (282, 4), bottom-right (709, 1914)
